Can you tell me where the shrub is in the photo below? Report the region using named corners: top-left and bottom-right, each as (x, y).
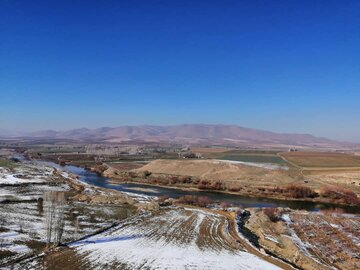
top-left (128, 172), bottom-right (138, 178)
top-left (228, 185), bottom-right (241, 192)
top-left (179, 176), bottom-right (192, 184)
top-left (148, 178), bottom-right (157, 184)
top-left (159, 178), bottom-right (169, 185)
top-left (198, 180), bottom-right (211, 190)
top-left (321, 186), bottom-right (360, 205)
top-left (320, 208), bottom-right (344, 215)
top-left (285, 185), bottom-right (318, 198)
top-left (192, 178), bottom-right (200, 185)
top-left (263, 208), bottom-right (280, 222)
top-left (220, 201), bottom-right (231, 209)
top-left (177, 195), bottom-right (196, 205)
top-left (169, 176), bottom-right (179, 184)
top-left (212, 181), bottom-right (225, 191)
top-left (176, 195), bottom-right (212, 207)
top-left (268, 186), bottom-right (284, 193)
top-left (197, 196), bottom-right (212, 207)
top-left (157, 195), bottom-right (170, 203)
top-left (142, 170), bottom-right (152, 178)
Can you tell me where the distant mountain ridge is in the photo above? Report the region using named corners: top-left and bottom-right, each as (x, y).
top-left (0, 124), bottom-right (355, 149)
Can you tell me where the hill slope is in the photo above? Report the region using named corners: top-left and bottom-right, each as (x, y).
top-left (2, 124), bottom-right (354, 148)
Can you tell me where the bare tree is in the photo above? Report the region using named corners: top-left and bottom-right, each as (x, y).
top-left (74, 216), bottom-right (80, 239)
top-left (44, 191), bottom-right (66, 247)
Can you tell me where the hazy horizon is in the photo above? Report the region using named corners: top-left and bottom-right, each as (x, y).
top-left (1, 123), bottom-right (359, 144)
top-left (1, 1), bottom-right (359, 143)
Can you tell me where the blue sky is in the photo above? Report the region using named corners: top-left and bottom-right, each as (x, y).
top-left (1, 0), bottom-right (359, 142)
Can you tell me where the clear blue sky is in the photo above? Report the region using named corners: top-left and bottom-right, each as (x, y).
top-left (1, 0), bottom-right (359, 142)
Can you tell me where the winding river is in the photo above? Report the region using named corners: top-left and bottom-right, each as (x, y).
top-left (38, 160), bottom-right (360, 213)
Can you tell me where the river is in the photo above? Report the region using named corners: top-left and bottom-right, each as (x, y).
top-left (38, 160), bottom-right (360, 213)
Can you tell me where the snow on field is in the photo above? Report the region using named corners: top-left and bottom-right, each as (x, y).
top-left (0, 230), bottom-right (32, 257)
top-left (281, 213), bottom-right (292, 223)
top-left (5, 244), bottom-right (31, 253)
top-left (70, 208), bottom-right (281, 270)
top-left (216, 159), bottom-right (288, 170)
top-left (0, 181), bottom-right (70, 203)
top-left (121, 190), bottom-right (155, 202)
top-left (0, 164), bottom-right (56, 185)
top-left (264, 234), bottom-right (280, 244)
top-left (0, 173), bottom-right (45, 184)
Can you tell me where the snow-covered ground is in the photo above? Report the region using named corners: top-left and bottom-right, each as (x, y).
top-left (69, 208), bottom-right (281, 270)
top-left (0, 164), bottom-right (54, 185)
top-left (0, 173), bottom-right (45, 184)
top-left (0, 162), bottom-right (135, 265)
top-left (0, 200), bottom-right (133, 264)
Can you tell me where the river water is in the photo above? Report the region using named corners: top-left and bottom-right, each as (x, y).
top-left (42, 162), bottom-right (359, 214)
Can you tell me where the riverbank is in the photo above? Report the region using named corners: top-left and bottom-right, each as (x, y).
top-left (33, 153), bottom-right (360, 209)
top-left (108, 177), bottom-right (360, 211)
top-left (102, 159), bottom-right (360, 209)
top-left (36, 157), bottom-right (359, 213)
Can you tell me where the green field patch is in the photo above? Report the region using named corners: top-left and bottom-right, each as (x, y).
top-left (0, 159), bottom-right (18, 168)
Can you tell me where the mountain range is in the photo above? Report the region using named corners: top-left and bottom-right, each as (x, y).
top-left (0, 124), bottom-right (355, 149)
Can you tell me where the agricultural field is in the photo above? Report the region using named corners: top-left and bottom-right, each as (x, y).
top-left (218, 154), bottom-right (286, 165)
top-left (13, 208), bottom-right (283, 270)
top-left (192, 148), bottom-right (285, 164)
top-left (245, 209), bottom-right (360, 270)
top-left (278, 152), bottom-right (360, 196)
top-left (280, 152), bottom-right (360, 168)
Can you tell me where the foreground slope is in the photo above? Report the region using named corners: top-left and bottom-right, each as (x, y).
top-left (16, 208), bottom-right (281, 270)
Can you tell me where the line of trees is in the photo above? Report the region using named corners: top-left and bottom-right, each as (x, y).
top-left (44, 191), bottom-right (66, 247)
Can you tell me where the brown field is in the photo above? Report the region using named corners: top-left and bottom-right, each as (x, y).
top-left (191, 147), bottom-right (230, 153)
top-left (281, 152), bottom-right (360, 168)
top-left (191, 147), bottom-right (231, 157)
top-left (246, 209), bottom-right (360, 270)
top-left (192, 147), bottom-right (280, 159)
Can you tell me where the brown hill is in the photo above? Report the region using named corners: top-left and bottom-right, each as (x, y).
top-left (10, 124), bottom-right (355, 148)
top-left (134, 159), bottom-right (295, 184)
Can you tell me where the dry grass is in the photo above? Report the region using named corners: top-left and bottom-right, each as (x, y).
top-left (289, 212), bottom-right (360, 270)
top-left (281, 152), bottom-right (360, 168)
top-left (320, 186), bottom-right (360, 205)
top-left (136, 159), bottom-right (275, 181)
top-left (191, 147), bottom-right (230, 154)
top-left (109, 163), bottom-right (145, 172)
